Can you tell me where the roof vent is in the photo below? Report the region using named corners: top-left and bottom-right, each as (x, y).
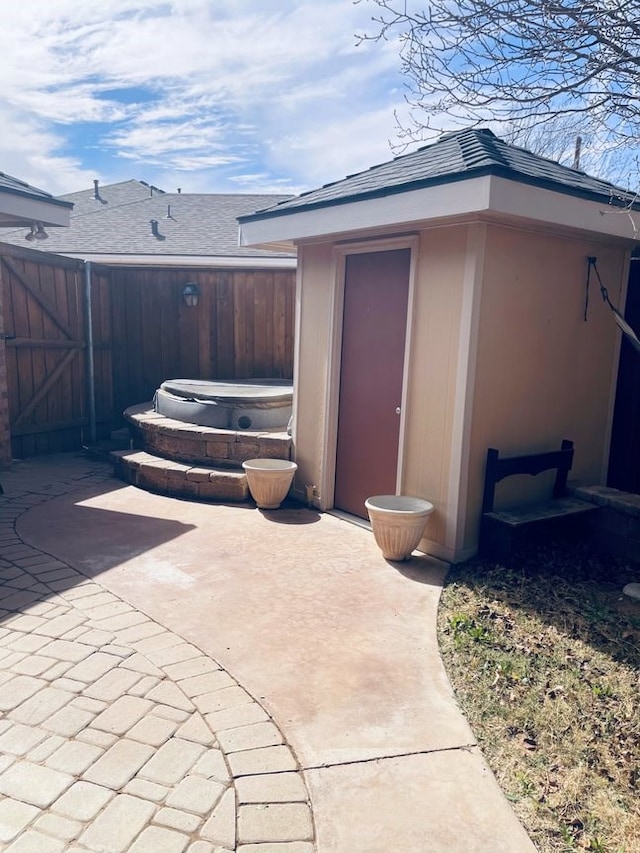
top-left (150, 219), bottom-right (164, 240)
top-left (93, 179), bottom-right (100, 200)
top-left (164, 205), bottom-right (174, 220)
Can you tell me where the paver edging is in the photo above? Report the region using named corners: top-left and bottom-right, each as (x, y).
top-left (0, 457), bottom-right (316, 852)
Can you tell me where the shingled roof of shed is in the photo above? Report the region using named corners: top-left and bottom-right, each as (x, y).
top-left (0, 171), bottom-right (72, 209)
top-left (239, 128), bottom-right (637, 223)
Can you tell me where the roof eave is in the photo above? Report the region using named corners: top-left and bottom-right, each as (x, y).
top-left (56, 252), bottom-right (297, 268)
top-left (237, 165), bottom-right (637, 225)
top-left (239, 173), bottom-right (640, 250)
top-left (239, 175), bottom-right (493, 247)
top-left (0, 191), bottom-right (73, 228)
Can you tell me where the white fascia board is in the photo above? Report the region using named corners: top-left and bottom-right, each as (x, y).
top-left (487, 176), bottom-right (639, 241)
top-left (239, 173), bottom-right (640, 249)
top-left (58, 253), bottom-right (296, 269)
top-left (238, 176), bottom-right (493, 248)
top-left (0, 194), bottom-right (71, 228)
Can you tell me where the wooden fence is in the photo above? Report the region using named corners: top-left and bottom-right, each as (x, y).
top-left (0, 242), bottom-right (296, 458)
top-left (109, 266), bottom-right (295, 423)
top-left (0, 245), bottom-right (106, 457)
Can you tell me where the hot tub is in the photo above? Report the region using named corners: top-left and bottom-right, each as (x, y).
top-left (154, 378), bottom-right (293, 431)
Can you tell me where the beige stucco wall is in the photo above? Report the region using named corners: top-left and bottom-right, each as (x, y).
top-left (291, 228), bottom-right (471, 558)
top-left (291, 241), bottom-right (335, 501)
top-left (400, 226), bottom-right (469, 551)
top-left (291, 220), bottom-right (628, 562)
top-left (463, 224), bottom-right (627, 552)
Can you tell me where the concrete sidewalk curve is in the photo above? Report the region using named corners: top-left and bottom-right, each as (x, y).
top-left (1, 453), bottom-right (537, 852)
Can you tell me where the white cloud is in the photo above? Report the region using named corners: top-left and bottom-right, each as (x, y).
top-left (268, 101), bottom-right (416, 190)
top-left (0, 106), bottom-right (96, 195)
top-left (0, 0), bottom-right (408, 195)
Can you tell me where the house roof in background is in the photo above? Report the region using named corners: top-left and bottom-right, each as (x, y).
top-left (0, 170), bottom-right (73, 228)
top-left (60, 179), bottom-right (165, 217)
top-left (239, 128), bottom-right (638, 223)
top-left (0, 180), bottom-right (294, 263)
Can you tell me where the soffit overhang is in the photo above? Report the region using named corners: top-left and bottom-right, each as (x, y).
top-left (239, 175), bottom-right (638, 252)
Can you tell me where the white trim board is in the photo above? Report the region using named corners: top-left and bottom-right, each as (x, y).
top-left (57, 253), bottom-right (296, 269)
top-left (239, 175), bottom-right (639, 252)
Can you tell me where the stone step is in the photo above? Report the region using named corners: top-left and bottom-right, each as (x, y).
top-left (124, 403), bottom-right (291, 468)
top-left (110, 450), bottom-right (249, 502)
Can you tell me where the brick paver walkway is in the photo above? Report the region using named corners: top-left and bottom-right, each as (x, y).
top-left (0, 456), bottom-right (315, 852)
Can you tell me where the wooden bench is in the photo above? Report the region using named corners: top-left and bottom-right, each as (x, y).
top-left (479, 440), bottom-right (599, 560)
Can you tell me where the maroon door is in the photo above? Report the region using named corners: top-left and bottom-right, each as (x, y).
top-left (334, 249), bottom-right (411, 517)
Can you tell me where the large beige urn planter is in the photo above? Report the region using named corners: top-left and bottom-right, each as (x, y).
top-left (365, 495), bottom-right (435, 561)
top-left (242, 459), bottom-right (298, 509)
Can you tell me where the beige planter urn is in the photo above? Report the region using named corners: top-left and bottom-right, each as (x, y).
top-left (242, 459), bottom-right (298, 509)
top-left (365, 495), bottom-right (435, 561)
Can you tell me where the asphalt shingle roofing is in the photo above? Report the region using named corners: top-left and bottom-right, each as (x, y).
top-left (60, 179), bottom-right (164, 217)
top-left (0, 170), bottom-right (72, 209)
top-left (239, 128), bottom-right (637, 222)
top-left (0, 180), bottom-right (293, 258)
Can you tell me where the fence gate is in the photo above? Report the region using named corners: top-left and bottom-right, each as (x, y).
top-left (1, 244), bottom-right (91, 457)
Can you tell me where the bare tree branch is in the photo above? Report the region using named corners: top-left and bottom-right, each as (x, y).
top-left (358, 0), bottom-right (640, 153)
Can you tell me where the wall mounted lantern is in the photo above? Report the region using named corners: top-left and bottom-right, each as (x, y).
top-left (182, 282), bottom-right (199, 307)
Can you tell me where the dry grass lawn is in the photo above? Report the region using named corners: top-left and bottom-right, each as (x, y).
top-left (437, 543), bottom-right (640, 853)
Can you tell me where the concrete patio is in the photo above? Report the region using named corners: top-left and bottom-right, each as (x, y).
top-left (0, 453), bottom-right (536, 852)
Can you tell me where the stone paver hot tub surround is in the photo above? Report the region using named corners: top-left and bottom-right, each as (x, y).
top-left (116, 403), bottom-right (293, 503)
top-left (0, 458), bottom-right (314, 852)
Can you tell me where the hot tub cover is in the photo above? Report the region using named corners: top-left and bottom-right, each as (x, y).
top-left (160, 379), bottom-right (293, 406)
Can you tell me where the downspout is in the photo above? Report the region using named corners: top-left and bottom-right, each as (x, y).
top-left (84, 260), bottom-right (97, 446)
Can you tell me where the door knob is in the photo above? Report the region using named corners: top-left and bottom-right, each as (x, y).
top-left (395, 407), bottom-right (401, 415)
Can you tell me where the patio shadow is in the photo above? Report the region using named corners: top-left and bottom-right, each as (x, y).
top-left (16, 481), bottom-right (197, 580)
top-left (389, 554), bottom-right (449, 587)
top-left (258, 504), bottom-right (322, 524)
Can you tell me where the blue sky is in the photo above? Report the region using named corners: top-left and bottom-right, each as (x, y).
top-left (2, 0), bottom-right (416, 197)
